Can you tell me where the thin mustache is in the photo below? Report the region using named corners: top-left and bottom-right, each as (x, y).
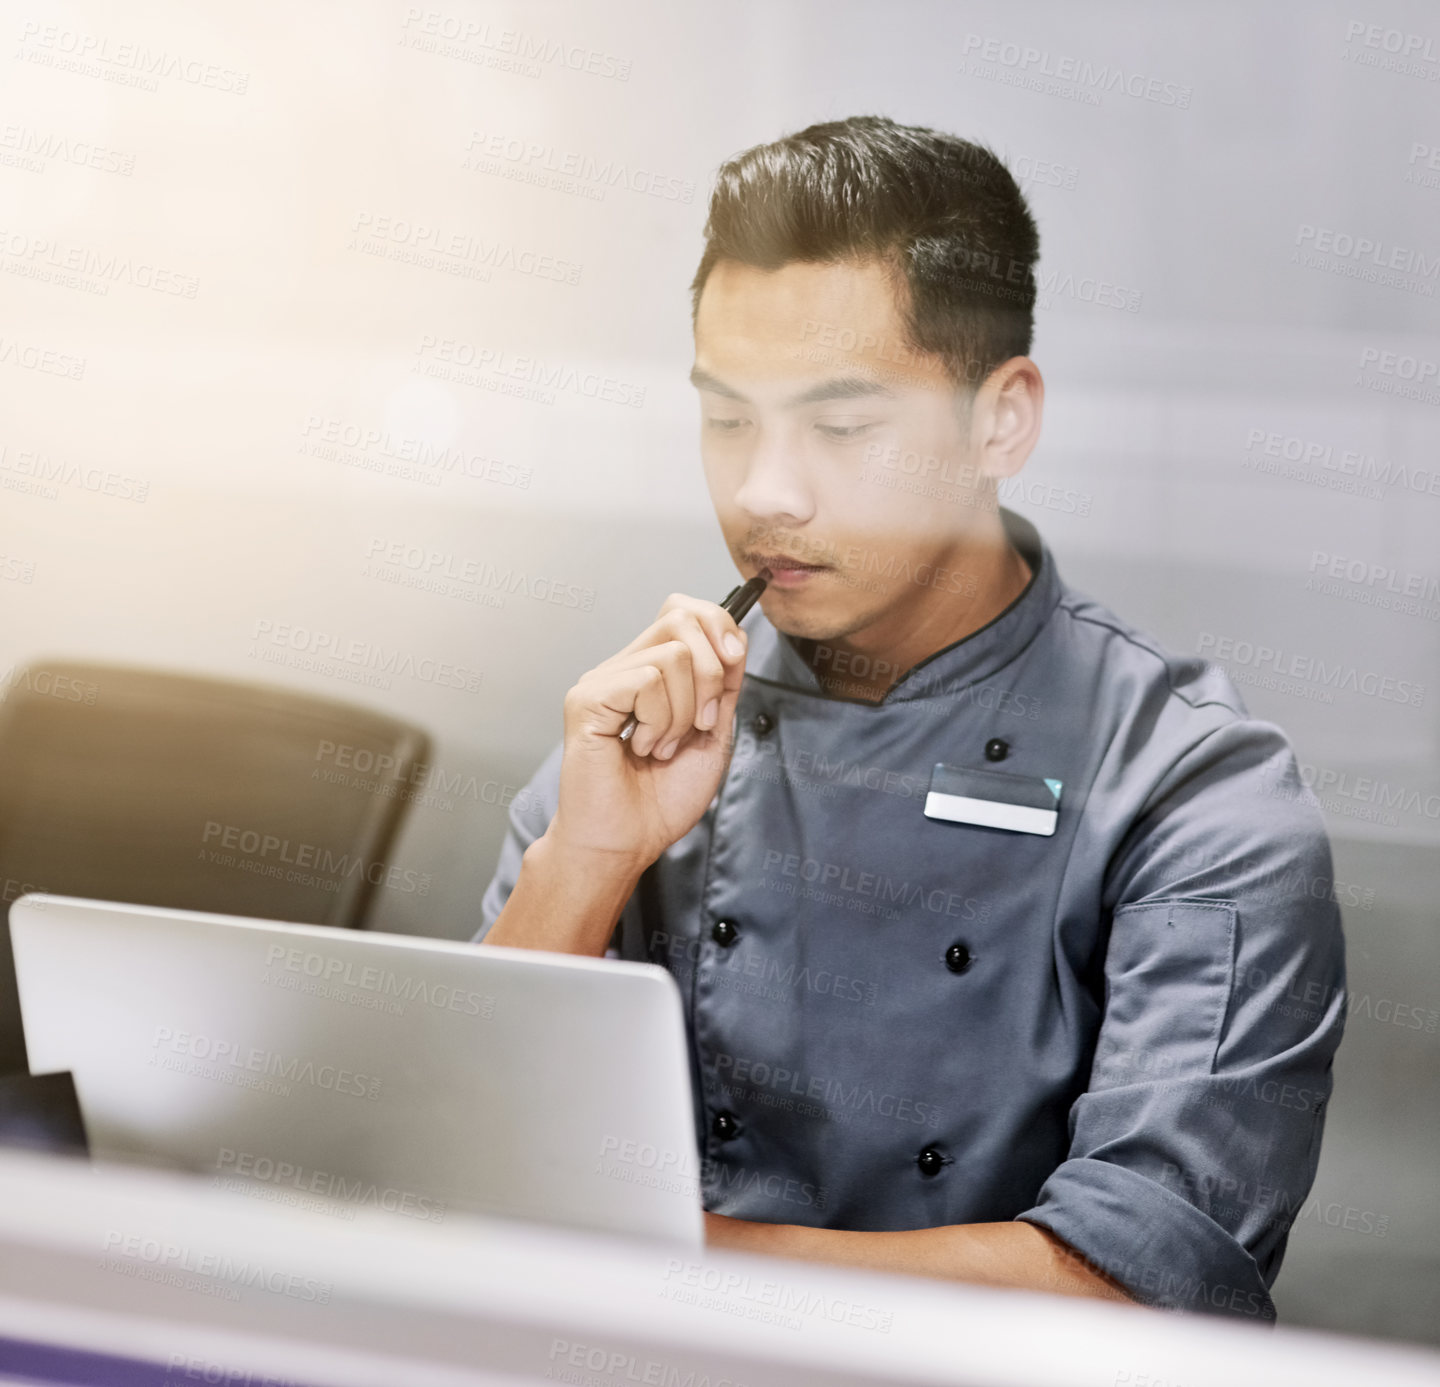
top-left (745, 541), bottom-right (838, 566)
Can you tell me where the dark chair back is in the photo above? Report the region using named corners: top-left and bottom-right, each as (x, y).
top-left (0, 660), bottom-right (431, 1073)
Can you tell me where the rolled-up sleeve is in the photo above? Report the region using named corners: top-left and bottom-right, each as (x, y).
top-left (472, 738), bottom-right (562, 944)
top-left (1015, 717), bottom-right (1347, 1322)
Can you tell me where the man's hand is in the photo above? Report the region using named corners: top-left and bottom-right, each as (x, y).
top-left (547, 592), bottom-right (750, 874)
top-left (485, 591), bottom-right (752, 957)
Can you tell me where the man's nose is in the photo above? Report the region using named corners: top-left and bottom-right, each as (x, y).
top-left (732, 424), bottom-right (815, 524)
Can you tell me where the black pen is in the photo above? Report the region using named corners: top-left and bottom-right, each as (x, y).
top-left (618, 568), bottom-right (771, 743)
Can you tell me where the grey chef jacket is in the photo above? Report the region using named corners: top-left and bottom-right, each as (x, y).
top-left (474, 508), bottom-right (1346, 1323)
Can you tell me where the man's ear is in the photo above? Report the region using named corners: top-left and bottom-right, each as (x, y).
top-left (969, 357), bottom-right (1044, 482)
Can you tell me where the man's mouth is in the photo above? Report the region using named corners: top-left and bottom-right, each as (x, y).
top-left (750, 552), bottom-right (829, 574)
top-left (749, 552), bottom-right (830, 588)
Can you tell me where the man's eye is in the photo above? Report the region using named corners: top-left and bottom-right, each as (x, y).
top-left (815, 422), bottom-right (873, 440)
top-left (706, 418), bottom-right (748, 432)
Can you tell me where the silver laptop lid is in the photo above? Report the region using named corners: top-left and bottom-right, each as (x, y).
top-left (10, 893), bottom-right (703, 1247)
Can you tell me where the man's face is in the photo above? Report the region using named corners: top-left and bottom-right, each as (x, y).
top-left (692, 256), bottom-right (996, 643)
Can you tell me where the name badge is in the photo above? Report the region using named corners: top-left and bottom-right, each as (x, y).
top-left (923, 762), bottom-right (1062, 836)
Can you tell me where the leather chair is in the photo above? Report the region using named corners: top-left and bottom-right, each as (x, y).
top-left (0, 660), bottom-right (431, 1074)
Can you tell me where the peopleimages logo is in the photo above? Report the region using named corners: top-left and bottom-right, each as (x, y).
top-left (548, 1340), bottom-right (746, 1387)
top-left (263, 943), bottom-right (492, 1017)
top-left (960, 33), bottom-right (1193, 107)
top-left (397, 9), bottom-right (632, 83)
top-left (0, 334), bottom-right (86, 380)
top-left (1293, 224), bottom-right (1437, 296)
top-left (1242, 429), bottom-right (1440, 500)
top-left (301, 416), bottom-right (532, 488)
top-left (15, 21), bottom-right (250, 94)
top-left (202, 820), bottom-right (432, 897)
top-left (762, 849), bottom-right (991, 922)
top-left (731, 736), bottom-right (927, 800)
top-left (0, 665), bottom-right (98, 705)
top-left (349, 211), bottom-right (581, 285)
top-left (461, 130), bottom-right (694, 203)
top-left (596, 1135), bottom-right (827, 1211)
top-left (710, 1050), bottom-right (941, 1128)
top-left (1353, 345), bottom-right (1440, 406)
top-left (100, 1232), bottom-right (328, 1306)
top-left (0, 122), bottom-right (136, 176)
top-left (1295, 224), bottom-right (1439, 276)
top-left (1341, 20), bottom-right (1439, 81)
top-left (364, 537), bottom-right (595, 610)
top-left (150, 1027), bottom-right (382, 1101)
top-left (1197, 632), bottom-right (1425, 707)
top-left (0, 226), bottom-right (199, 297)
top-left (414, 334), bottom-right (646, 407)
top-left (313, 738), bottom-right (542, 816)
top-left (216, 1148), bottom-right (446, 1222)
top-left (1287, 764), bottom-right (1440, 823)
top-left (650, 926), bottom-right (880, 1007)
top-left (659, 1260), bottom-right (894, 1333)
top-left (248, 619), bottom-right (482, 695)
top-left (1407, 141), bottom-right (1440, 190)
top-left (1158, 1162), bottom-right (1390, 1239)
top-left (1306, 550), bottom-right (1440, 622)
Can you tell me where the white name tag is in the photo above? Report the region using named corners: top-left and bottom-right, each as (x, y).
top-left (923, 763), bottom-right (1062, 837)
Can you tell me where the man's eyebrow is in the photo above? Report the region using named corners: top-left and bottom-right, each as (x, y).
top-left (689, 365), bottom-right (746, 399)
top-left (689, 365), bottom-right (899, 407)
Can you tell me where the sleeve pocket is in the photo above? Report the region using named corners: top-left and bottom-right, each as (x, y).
top-left (1090, 899), bottom-right (1237, 1088)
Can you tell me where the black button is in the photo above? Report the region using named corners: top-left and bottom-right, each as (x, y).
top-left (944, 943), bottom-right (972, 974)
top-left (712, 1111), bottom-right (739, 1141)
top-left (752, 711), bottom-right (775, 736)
top-left (711, 919), bottom-right (740, 948)
top-left (916, 1146), bottom-right (945, 1177)
top-left (984, 738), bottom-right (1009, 762)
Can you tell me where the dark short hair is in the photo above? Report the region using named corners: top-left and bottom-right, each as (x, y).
top-left (690, 115), bottom-right (1039, 393)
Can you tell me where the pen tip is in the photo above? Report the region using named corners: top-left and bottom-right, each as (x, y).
top-left (758, 566), bottom-right (772, 584)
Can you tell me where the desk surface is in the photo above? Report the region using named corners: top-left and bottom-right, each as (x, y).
top-left (0, 1149), bottom-right (1438, 1387)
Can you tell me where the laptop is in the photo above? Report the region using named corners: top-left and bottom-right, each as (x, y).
top-left (8, 893), bottom-right (703, 1247)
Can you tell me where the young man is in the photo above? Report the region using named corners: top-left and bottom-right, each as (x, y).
top-left (473, 116), bottom-right (1345, 1321)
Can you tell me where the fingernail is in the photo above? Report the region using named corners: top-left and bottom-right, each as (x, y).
top-left (723, 633), bottom-right (743, 658)
top-left (700, 698), bottom-right (718, 727)
top-left (657, 739), bottom-right (678, 760)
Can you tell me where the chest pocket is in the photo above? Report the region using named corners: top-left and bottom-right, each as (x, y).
top-left (1090, 899), bottom-right (1237, 1088)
